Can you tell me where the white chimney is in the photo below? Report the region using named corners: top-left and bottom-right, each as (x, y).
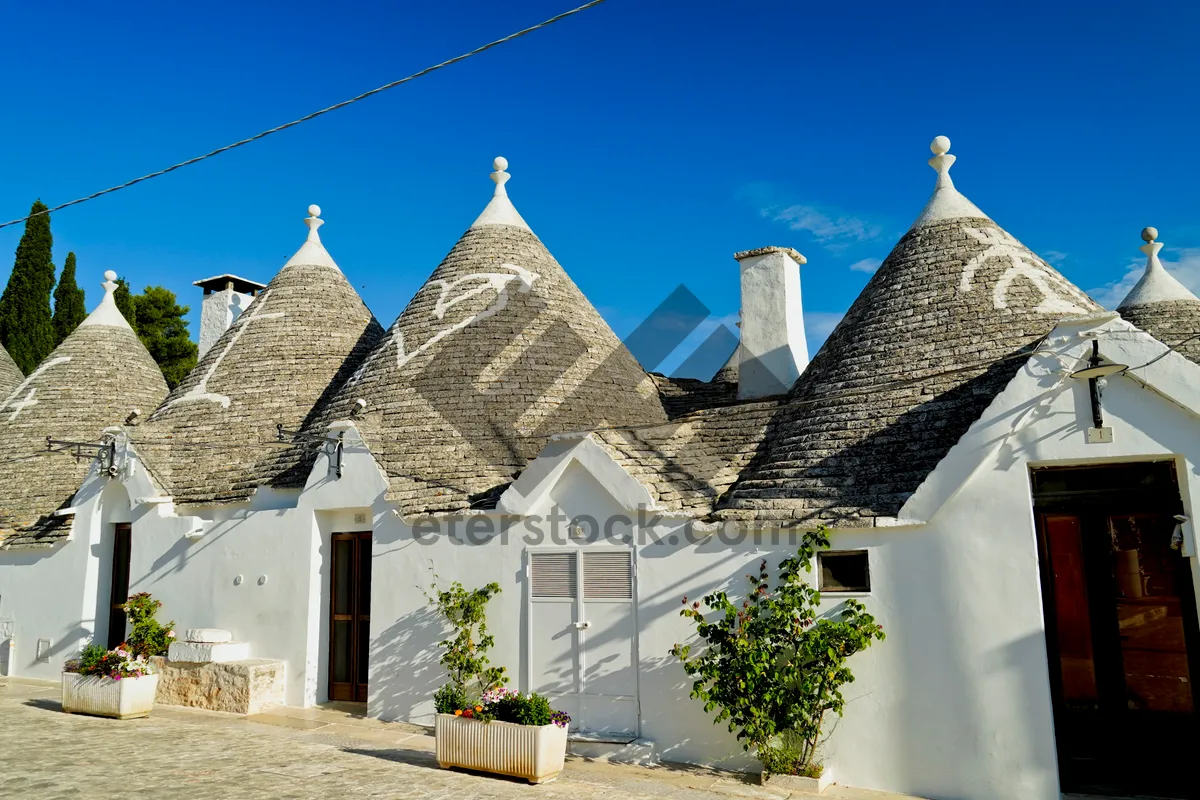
top-left (193, 274), bottom-right (267, 358)
top-left (733, 247), bottom-right (808, 399)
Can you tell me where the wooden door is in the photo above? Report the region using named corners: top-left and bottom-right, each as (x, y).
top-left (105, 523), bottom-right (132, 649)
top-left (1033, 463), bottom-right (1199, 798)
top-left (329, 532), bottom-right (371, 702)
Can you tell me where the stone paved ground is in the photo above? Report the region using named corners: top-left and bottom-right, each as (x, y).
top-left (0, 678), bottom-right (919, 800)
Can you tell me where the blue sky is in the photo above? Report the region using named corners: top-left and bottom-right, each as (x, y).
top-left (2, 1), bottom-right (1198, 378)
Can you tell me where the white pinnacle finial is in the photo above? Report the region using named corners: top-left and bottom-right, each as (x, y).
top-left (928, 136), bottom-right (956, 189)
top-left (304, 204), bottom-right (324, 243)
top-left (1120, 225), bottom-right (1200, 308)
top-left (1140, 226), bottom-right (1163, 260)
top-left (910, 135), bottom-right (988, 229)
top-left (491, 156), bottom-right (511, 197)
top-left (79, 269), bottom-right (133, 329)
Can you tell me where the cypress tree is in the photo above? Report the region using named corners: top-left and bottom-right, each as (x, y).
top-left (52, 252), bottom-right (86, 345)
top-left (0, 200), bottom-right (57, 373)
top-left (132, 286), bottom-right (198, 389)
top-left (114, 277), bottom-right (136, 328)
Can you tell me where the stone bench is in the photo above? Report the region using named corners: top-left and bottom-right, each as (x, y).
top-left (150, 629), bottom-right (285, 715)
top-left (151, 656), bottom-right (285, 715)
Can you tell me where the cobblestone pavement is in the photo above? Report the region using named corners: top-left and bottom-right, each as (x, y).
top-left (0, 678), bottom-right (918, 800)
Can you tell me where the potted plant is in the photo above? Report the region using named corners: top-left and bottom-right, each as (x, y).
top-left (62, 642), bottom-right (158, 719)
top-left (435, 687), bottom-right (571, 784)
top-left (426, 578), bottom-right (571, 784)
top-left (672, 527), bottom-right (885, 792)
top-left (61, 592), bottom-right (174, 719)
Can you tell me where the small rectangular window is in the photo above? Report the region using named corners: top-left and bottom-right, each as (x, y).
top-left (818, 550), bottom-right (870, 593)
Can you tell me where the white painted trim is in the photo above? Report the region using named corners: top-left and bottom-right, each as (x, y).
top-left (498, 436), bottom-right (656, 516)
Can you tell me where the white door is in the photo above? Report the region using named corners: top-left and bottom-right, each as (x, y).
top-left (528, 549), bottom-right (637, 736)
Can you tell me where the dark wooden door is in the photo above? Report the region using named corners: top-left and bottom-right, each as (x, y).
top-left (105, 523), bottom-right (132, 649)
top-left (329, 532), bottom-right (371, 702)
top-left (1033, 463), bottom-right (1200, 798)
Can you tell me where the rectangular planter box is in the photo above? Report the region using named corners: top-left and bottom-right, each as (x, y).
top-left (759, 766), bottom-right (834, 794)
top-left (435, 713), bottom-right (567, 784)
top-left (62, 672), bottom-right (159, 720)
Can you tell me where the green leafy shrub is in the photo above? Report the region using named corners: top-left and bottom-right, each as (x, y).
top-left (671, 527), bottom-right (885, 776)
top-left (486, 689), bottom-right (552, 726)
top-left (433, 683), bottom-right (469, 715)
top-left (122, 592), bottom-right (175, 659)
top-left (425, 577), bottom-right (508, 705)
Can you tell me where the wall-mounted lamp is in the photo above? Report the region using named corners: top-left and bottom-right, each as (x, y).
top-left (1069, 340), bottom-right (1129, 442)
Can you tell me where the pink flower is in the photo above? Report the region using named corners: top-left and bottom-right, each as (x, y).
top-left (167, 630), bottom-right (176, 638)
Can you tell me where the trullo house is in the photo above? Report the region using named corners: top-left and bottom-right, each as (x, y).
top-left (3, 141), bottom-right (1200, 800)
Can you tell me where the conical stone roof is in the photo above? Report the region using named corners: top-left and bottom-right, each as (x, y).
top-left (0, 343), bottom-right (22, 396)
top-left (719, 137), bottom-right (1101, 526)
top-left (134, 206), bottom-right (385, 505)
top-left (303, 158), bottom-right (667, 515)
top-left (1117, 228), bottom-right (1200, 364)
top-left (0, 272), bottom-right (168, 548)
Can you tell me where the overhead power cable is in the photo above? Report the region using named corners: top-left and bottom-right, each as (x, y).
top-left (0, 0), bottom-right (608, 231)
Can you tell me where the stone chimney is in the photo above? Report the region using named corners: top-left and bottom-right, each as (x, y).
top-left (192, 274), bottom-right (267, 358)
top-left (733, 247), bottom-right (808, 399)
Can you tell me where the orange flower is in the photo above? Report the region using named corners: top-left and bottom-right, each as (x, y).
top-left (454, 709), bottom-right (463, 716)
top-left (474, 705), bottom-right (483, 712)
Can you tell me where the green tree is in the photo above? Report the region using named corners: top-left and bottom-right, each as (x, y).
top-left (672, 527), bottom-right (885, 777)
top-left (131, 286), bottom-right (198, 389)
top-left (52, 252), bottom-right (86, 345)
top-left (113, 277), bottom-right (135, 328)
top-left (0, 200), bottom-right (57, 372)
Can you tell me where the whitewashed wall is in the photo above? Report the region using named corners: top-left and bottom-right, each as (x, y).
top-left (0, 478), bottom-right (134, 679)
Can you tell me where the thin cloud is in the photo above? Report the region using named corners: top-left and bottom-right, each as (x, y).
top-left (1042, 250), bottom-right (1069, 267)
top-left (737, 182), bottom-right (887, 252)
top-left (1087, 247), bottom-right (1200, 310)
top-left (849, 257), bottom-right (882, 273)
top-left (768, 205), bottom-right (882, 244)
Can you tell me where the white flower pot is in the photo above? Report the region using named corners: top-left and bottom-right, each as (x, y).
top-left (61, 672), bottom-right (159, 720)
top-left (759, 766), bottom-right (834, 793)
top-left (435, 713), bottom-right (568, 784)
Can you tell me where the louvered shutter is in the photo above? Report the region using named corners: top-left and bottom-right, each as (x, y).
top-left (530, 552), bottom-right (577, 599)
top-left (583, 551), bottom-right (633, 600)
